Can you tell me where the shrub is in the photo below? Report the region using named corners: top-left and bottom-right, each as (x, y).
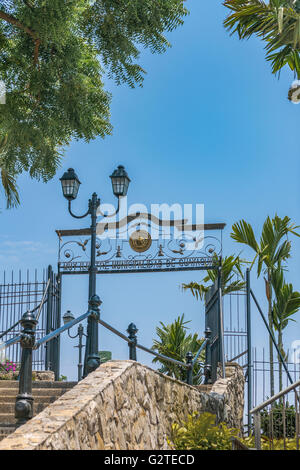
top-left (168, 412), bottom-right (239, 450)
top-left (241, 434), bottom-right (299, 450)
top-left (260, 402), bottom-right (296, 439)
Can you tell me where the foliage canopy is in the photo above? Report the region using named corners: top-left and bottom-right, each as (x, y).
top-left (0, 0), bottom-right (187, 190)
top-left (224, 0), bottom-right (300, 78)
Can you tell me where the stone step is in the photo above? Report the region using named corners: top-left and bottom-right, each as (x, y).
top-left (0, 424), bottom-right (15, 434)
top-left (0, 387), bottom-right (73, 397)
top-left (0, 414), bottom-right (17, 425)
top-left (0, 381), bottom-right (76, 389)
top-left (0, 399), bottom-right (56, 414)
top-left (0, 425), bottom-right (15, 441)
top-left (0, 395), bottom-right (56, 404)
top-left (196, 384), bottom-right (213, 393)
top-left (0, 380), bottom-right (77, 429)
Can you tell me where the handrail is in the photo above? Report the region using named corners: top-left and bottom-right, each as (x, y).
top-left (250, 379), bottom-right (300, 414)
top-left (35, 310), bottom-right (90, 348)
top-left (250, 378), bottom-right (300, 450)
top-left (0, 320), bottom-right (21, 341)
top-left (98, 318), bottom-right (131, 344)
top-left (0, 334), bottom-right (22, 350)
top-left (36, 278), bottom-right (50, 322)
top-left (136, 343), bottom-right (189, 369)
top-left (192, 339), bottom-right (208, 366)
top-left (97, 316), bottom-right (190, 369)
top-left (228, 350), bottom-right (248, 363)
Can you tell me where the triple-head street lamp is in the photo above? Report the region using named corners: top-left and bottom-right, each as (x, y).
top-left (60, 165), bottom-right (131, 377)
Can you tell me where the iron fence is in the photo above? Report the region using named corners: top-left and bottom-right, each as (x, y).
top-left (251, 380), bottom-right (300, 450)
top-left (252, 347), bottom-right (300, 408)
top-left (224, 288), bottom-right (248, 366)
top-left (0, 267), bottom-right (60, 372)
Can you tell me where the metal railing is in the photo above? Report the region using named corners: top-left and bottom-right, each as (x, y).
top-left (98, 317), bottom-right (211, 386)
top-left (250, 379), bottom-right (300, 450)
top-left (231, 437), bottom-right (251, 450)
top-left (0, 294), bottom-right (213, 427)
top-left (0, 279), bottom-right (50, 342)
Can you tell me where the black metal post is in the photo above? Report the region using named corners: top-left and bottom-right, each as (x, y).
top-left (45, 265), bottom-right (53, 371)
top-left (76, 324), bottom-right (85, 381)
top-left (53, 272), bottom-right (61, 381)
top-left (186, 351), bottom-right (193, 385)
top-left (127, 323), bottom-right (138, 361)
top-left (83, 193), bottom-right (100, 377)
top-left (84, 294), bottom-right (101, 375)
top-left (218, 266), bottom-right (226, 379)
top-left (246, 268), bottom-right (252, 436)
top-left (204, 327), bottom-right (212, 385)
top-left (15, 311), bottom-right (38, 427)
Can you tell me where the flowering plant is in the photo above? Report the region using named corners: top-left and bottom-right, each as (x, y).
top-left (0, 359), bottom-right (19, 379)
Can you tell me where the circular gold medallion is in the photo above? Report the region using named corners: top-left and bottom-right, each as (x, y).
top-left (129, 230), bottom-right (152, 253)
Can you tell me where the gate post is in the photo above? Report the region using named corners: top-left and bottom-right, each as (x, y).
top-left (246, 268), bottom-right (252, 435)
top-left (186, 351), bottom-right (193, 385)
top-left (218, 266), bottom-right (226, 379)
top-left (45, 265), bottom-right (53, 371)
top-left (127, 323), bottom-right (138, 361)
top-left (52, 272), bottom-right (61, 381)
top-left (204, 327), bottom-right (212, 384)
top-left (15, 311), bottom-right (37, 426)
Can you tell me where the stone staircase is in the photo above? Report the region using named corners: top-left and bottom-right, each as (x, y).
top-left (0, 380), bottom-right (77, 441)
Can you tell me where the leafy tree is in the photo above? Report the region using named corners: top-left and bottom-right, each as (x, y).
top-left (271, 267), bottom-right (300, 390)
top-left (223, 1), bottom-right (300, 81)
top-left (0, 135), bottom-right (19, 208)
top-left (231, 215), bottom-right (300, 396)
top-left (182, 254), bottom-right (246, 301)
top-left (152, 314), bottom-right (205, 385)
top-left (0, 0), bottom-right (188, 204)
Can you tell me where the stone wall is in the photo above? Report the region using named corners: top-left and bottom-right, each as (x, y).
top-left (0, 360), bottom-right (244, 450)
top-left (212, 363), bottom-right (245, 429)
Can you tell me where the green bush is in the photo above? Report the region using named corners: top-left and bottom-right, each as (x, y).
top-left (168, 412), bottom-right (239, 450)
top-left (260, 402), bottom-right (296, 439)
top-left (241, 434), bottom-right (299, 450)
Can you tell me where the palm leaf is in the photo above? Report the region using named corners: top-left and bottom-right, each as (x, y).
top-left (224, 0), bottom-right (300, 77)
top-left (231, 220), bottom-right (259, 251)
top-left (0, 166), bottom-right (20, 209)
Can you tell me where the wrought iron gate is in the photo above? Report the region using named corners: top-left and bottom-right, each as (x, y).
top-left (205, 272), bottom-right (225, 383)
top-left (0, 265), bottom-right (61, 378)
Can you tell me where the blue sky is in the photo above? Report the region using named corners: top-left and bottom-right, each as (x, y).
top-left (0, 1), bottom-right (299, 383)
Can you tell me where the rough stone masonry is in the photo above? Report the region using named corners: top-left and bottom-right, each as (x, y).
top-left (0, 360), bottom-right (244, 450)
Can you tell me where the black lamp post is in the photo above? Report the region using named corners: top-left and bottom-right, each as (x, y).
top-left (60, 165), bottom-right (131, 377)
top-left (63, 310), bottom-right (87, 382)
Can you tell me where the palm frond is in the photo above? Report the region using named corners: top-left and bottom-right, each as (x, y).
top-left (231, 220), bottom-right (259, 252)
top-left (224, 0), bottom-right (300, 77)
top-left (0, 166), bottom-right (20, 209)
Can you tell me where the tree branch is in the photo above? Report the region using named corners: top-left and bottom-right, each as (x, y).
top-left (0, 9), bottom-right (36, 39)
top-left (0, 9), bottom-right (40, 65)
top-left (34, 38), bottom-right (40, 66)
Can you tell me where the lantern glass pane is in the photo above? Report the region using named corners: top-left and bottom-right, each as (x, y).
top-left (61, 178), bottom-right (80, 200)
